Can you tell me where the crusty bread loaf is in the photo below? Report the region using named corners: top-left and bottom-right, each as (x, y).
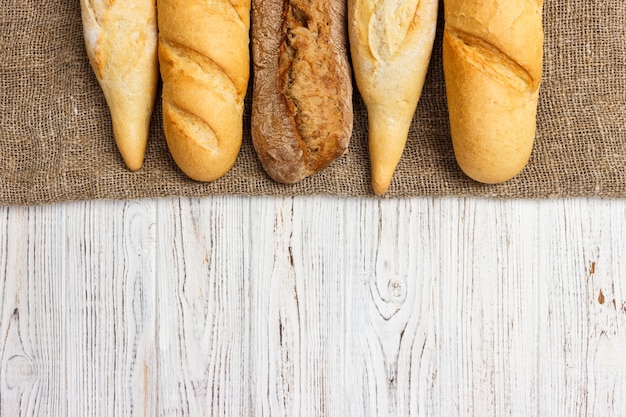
top-left (348, 0), bottom-right (438, 195)
top-left (443, 0), bottom-right (544, 184)
top-left (251, 0), bottom-right (353, 184)
top-left (157, 0), bottom-right (250, 182)
top-left (80, 0), bottom-right (159, 171)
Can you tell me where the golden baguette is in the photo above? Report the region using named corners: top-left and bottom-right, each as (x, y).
top-left (158, 0), bottom-right (250, 181)
top-left (80, 0), bottom-right (159, 171)
top-left (348, 0), bottom-right (439, 195)
top-left (443, 0), bottom-right (544, 183)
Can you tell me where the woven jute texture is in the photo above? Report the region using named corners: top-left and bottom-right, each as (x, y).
top-left (1, 1), bottom-right (625, 205)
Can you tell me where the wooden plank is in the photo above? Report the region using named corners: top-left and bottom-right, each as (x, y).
top-left (249, 197), bottom-right (352, 416)
top-left (341, 198), bottom-right (439, 417)
top-left (436, 199), bottom-right (543, 417)
top-left (155, 197), bottom-right (253, 417)
top-left (534, 199), bottom-right (626, 416)
top-left (584, 199), bottom-right (626, 417)
top-left (0, 205), bottom-right (43, 417)
top-left (62, 200), bottom-right (158, 417)
top-left (0, 204), bottom-right (73, 417)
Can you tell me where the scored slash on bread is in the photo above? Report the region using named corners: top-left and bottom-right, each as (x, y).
top-left (348, 0), bottom-right (439, 195)
top-left (157, 0), bottom-right (251, 182)
top-left (80, 0), bottom-right (159, 171)
top-left (443, 0), bottom-right (544, 184)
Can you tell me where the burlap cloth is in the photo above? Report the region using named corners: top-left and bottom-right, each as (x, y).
top-left (1, 1), bottom-right (625, 205)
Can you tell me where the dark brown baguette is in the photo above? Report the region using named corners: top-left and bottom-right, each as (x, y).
top-left (251, 0), bottom-right (353, 184)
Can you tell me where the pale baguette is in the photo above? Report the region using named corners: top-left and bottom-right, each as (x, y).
top-left (348, 0), bottom-right (439, 194)
top-left (80, 0), bottom-right (159, 171)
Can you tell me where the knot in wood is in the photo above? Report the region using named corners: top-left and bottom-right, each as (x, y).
top-left (5, 355), bottom-right (34, 389)
top-left (388, 279), bottom-right (406, 304)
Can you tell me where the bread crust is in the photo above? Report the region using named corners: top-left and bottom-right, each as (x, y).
top-left (443, 0), bottom-right (544, 183)
top-left (348, 0), bottom-right (439, 194)
top-left (80, 0), bottom-right (159, 171)
top-left (158, 0), bottom-right (250, 182)
top-left (251, 0), bottom-right (353, 184)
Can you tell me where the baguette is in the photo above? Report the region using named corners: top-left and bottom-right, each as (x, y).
top-left (251, 0), bottom-right (353, 184)
top-left (348, 0), bottom-right (438, 195)
top-left (80, 0), bottom-right (159, 171)
top-left (157, 0), bottom-right (250, 182)
top-left (443, 0), bottom-right (544, 184)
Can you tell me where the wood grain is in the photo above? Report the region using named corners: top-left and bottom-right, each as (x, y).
top-left (0, 197), bottom-right (624, 416)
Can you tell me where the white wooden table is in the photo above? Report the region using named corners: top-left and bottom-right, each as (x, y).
top-left (0, 196), bottom-right (624, 416)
